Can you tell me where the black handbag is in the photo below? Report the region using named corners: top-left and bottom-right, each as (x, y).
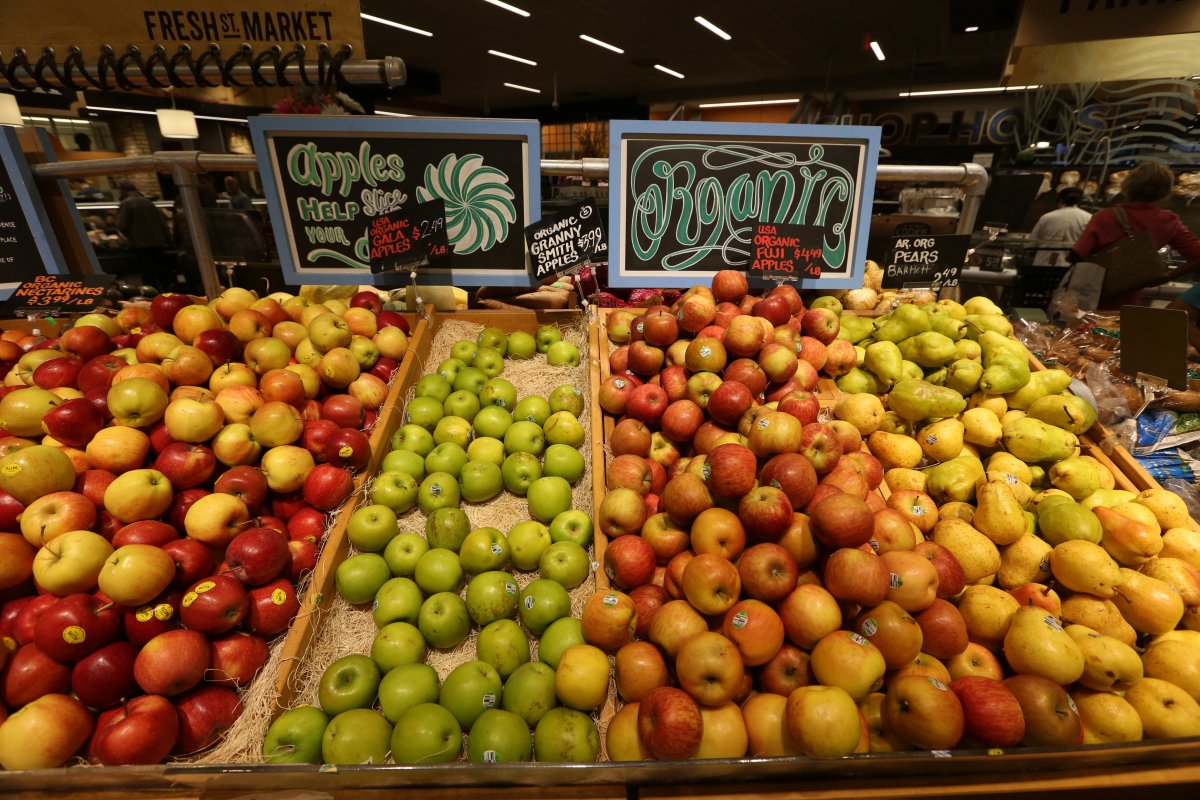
top-left (1091, 207), bottom-right (1169, 297)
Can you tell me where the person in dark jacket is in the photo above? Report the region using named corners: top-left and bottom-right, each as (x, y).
top-left (116, 180), bottom-right (171, 285)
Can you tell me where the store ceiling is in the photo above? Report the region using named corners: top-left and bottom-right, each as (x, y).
top-left (360, 0), bottom-right (1020, 115)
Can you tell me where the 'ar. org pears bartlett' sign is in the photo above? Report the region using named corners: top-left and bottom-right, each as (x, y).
top-left (250, 117), bottom-right (541, 287)
top-left (608, 120), bottom-right (880, 289)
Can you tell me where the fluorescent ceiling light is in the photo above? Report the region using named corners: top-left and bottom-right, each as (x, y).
top-left (655, 64), bottom-right (686, 79)
top-left (694, 17), bottom-right (731, 41)
top-left (898, 84), bottom-right (1040, 96)
top-left (482, 0), bottom-right (530, 17)
top-left (964, 26), bottom-right (979, 32)
top-left (504, 82), bottom-right (540, 94)
top-left (579, 34), bottom-right (624, 54)
top-left (1036, 141), bottom-right (1051, 148)
top-left (85, 105), bottom-right (245, 123)
top-left (375, 110), bottom-right (414, 117)
top-left (488, 49), bottom-right (537, 66)
top-left (360, 13), bottom-right (433, 37)
top-left (869, 41), bottom-right (886, 61)
top-left (699, 97), bottom-right (800, 108)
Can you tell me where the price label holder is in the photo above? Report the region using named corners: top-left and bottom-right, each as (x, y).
top-left (524, 199), bottom-right (606, 282)
top-left (1121, 305), bottom-right (1188, 396)
top-left (0, 274), bottom-right (115, 318)
top-left (368, 199), bottom-right (448, 320)
top-left (883, 234), bottom-right (971, 290)
top-left (748, 222), bottom-right (824, 291)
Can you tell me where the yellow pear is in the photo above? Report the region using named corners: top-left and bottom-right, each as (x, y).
top-left (961, 407), bottom-right (1002, 448)
top-left (1078, 455), bottom-right (1115, 491)
top-left (967, 391), bottom-right (1007, 416)
top-left (1065, 624), bottom-right (1144, 691)
top-left (1161, 528), bottom-right (1200, 570)
top-left (1113, 502), bottom-right (1162, 535)
top-left (1149, 629), bottom-right (1200, 648)
top-left (957, 585), bottom-right (1020, 649)
top-left (1003, 606), bottom-right (1084, 685)
top-left (1072, 689), bottom-right (1143, 743)
top-left (998, 534), bottom-right (1052, 589)
top-left (1050, 540), bottom-right (1121, 597)
top-left (1139, 557), bottom-right (1200, 609)
top-left (1142, 639), bottom-right (1200, 702)
top-left (932, 519), bottom-right (1000, 584)
top-left (978, 472), bottom-right (1033, 507)
top-left (925, 454), bottom-right (985, 504)
top-left (985, 452), bottom-right (1033, 486)
top-left (938, 501), bottom-right (975, 524)
top-left (1080, 488), bottom-right (1137, 512)
top-left (1113, 568), bottom-right (1185, 635)
top-left (1000, 409), bottom-right (1027, 426)
top-left (833, 393), bottom-right (886, 436)
top-left (866, 431), bottom-right (923, 470)
top-left (1094, 506), bottom-right (1163, 566)
top-left (884, 468), bottom-right (926, 494)
top-left (917, 418), bottom-right (964, 462)
top-left (1124, 678), bottom-right (1200, 739)
top-left (973, 481), bottom-right (1027, 546)
top-left (1060, 594), bottom-right (1138, 646)
top-left (1048, 457), bottom-right (1103, 501)
top-left (1029, 488), bottom-right (1074, 511)
top-left (877, 411), bottom-right (913, 437)
top-left (1135, 489), bottom-right (1193, 531)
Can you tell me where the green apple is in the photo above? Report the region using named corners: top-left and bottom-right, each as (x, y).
top-left (480, 377), bottom-right (517, 410)
top-left (418, 591), bottom-right (470, 649)
top-left (507, 331), bottom-right (536, 359)
top-left (468, 709), bottom-right (532, 763)
top-left (451, 340), bottom-right (479, 364)
top-left (536, 326), bottom-right (562, 354)
top-left (379, 663), bottom-right (440, 724)
top-left (322, 708), bottom-right (392, 765)
top-left (442, 390), bottom-right (481, 423)
top-left (453, 366), bottom-right (488, 395)
top-left (513, 397), bottom-right (551, 427)
top-left (433, 415), bottom-right (473, 449)
top-left (549, 384), bottom-right (585, 416)
top-left (371, 621), bottom-right (426, 672)
top-left (527, 476), bottom-right (573, 523)
top-left (425, 442), bottom-right (468, 478)
top-left (508, 521), bottom-right (552, 570)
top-left (538, 617), bottom-right (584, 669)
top-left (538, 541), bottom-right (591, 589)
top-left (335, 553), bottom-right (392, 605)
top-left (384, 533), bottom-right (429, 577)
top-left (467, 436), bottom-right (506, 466)
top-left (390, 424), bottom-right (435, 457)
top-left (391, 702), bottom-right (461, 764)
top-left (518, 578), bottom-right (571, 635)
top-left (418, 471), bottom-right (461, 514)
top-left (426, 507), bottom-right (471, 551)
top-left (543, 411), bottom-right (585, 448)
top-left (549, 510), bottom-right (593, 547)
top-left (546, 341), bottom-right (580, 367)
top-left (263, 704), bottom-right (329, 764)
top-left (371, 471), bottom-right (419, 515)
top-left (381, 449), bottom-right (426, 482)
top-left (439, 660), bottom-right (503, 730)
top-left (504, 420), bottom-right (545, 456)
top-left (465, 571), bottom-right (520, 626)
top-left (542, 444), bottom-right (585, 483)
top-left (415, 373), bottom-right (453, 403)
top-left (414, 548), bottom-right (463, 594)
top-left (460, 461), bottom-right (503, 503)
top-left (477, 618), bottom-right (531, 680)
top-left (318, 654), bottom-right (381, 715)
top-left (534, 707), bottom-right (600, 762)
top-left (347, 504), bottom-right (398, 553)
top-left (472, 348), bottom-right (505, 378)
top-left (502, 661), bottom-right (558, 727)
top-left (472, 407), bottom-right (513, 441)
top-left (478, 326), bottom-right (509, 354)
top-left (459, 527), bottom-right (511, 575)
top-left (436, 357), bottom-right (466, 384)
top-left (501, 452), bottom-right (542, 496)
top-left (372, 577), bottom-right (424, 627)
top-left (405, 396), bottom-right (444, 430)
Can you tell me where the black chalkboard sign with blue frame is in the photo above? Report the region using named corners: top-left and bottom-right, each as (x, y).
top-left (0, 126), bottom-right (71, 302)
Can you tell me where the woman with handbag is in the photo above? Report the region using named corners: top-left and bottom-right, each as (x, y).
top-left (1070, 161), bottom-right (1200, 308)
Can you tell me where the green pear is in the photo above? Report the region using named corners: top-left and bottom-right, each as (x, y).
top-left (1080, 489), bottom-right (1137, 512)
top-left (926, 454), bottom-right (985, 504)
top-left (1124, 678), bottom-right (1200, 739)
top-left (945, 359), bottom-right (983, 395)
top-left (837, 314), bottom-right (875, 344)
top-left (902, 361), bottom-right (926, 381)
top-left (877, 411), bottom-right (913, 437)
top-left (1027, 393), bottom-right (1097, 435)
top-left (1113, 568), bottom-right (1185, 635)
top-left (973, 481), bottom-right (1027, 545)
top-left (917, 418), bottom-right (964, 463)
top-left (929, 314), bottom-right (966, 341)
top-left (1065, 625), bottom-right (1144, 692)
top-left (1048, 457), bottom-right (1103, 501)
top-left (1004, 369), bottom-right (1073, 411)
top-left (1002, 417), bottom-right (1078, 463)
top-left (978, 331), bottom-right (1030, 394)
top-left (898, 331), bottom-right (958, 368)
top-left (887, 379), bottom-right (967, 423)
top-left (998, 533), bottom-right (1052, 589)
top-left (1037, 501), bottom-right (1102, 547)
top-left (963, 296), bottom-right (1004, 316)
top-left (836, 367), bottom-right (882, 395)
top-left (1060, 594), bottom-right (1138, 646)
top-left (874, 304), bottom-right (930, 343)
top-left (963, 313), bottom-right (1014, 340)
top-left (1003, 606), bottom-right (1085, 685)
top-left (864, 341), bottom-right (904, 389)
top-left (939, 299), bottom-right (967, 319)
top-left (1079, 456), bottom-right (1115, 490)
top-left (1050, 540), bottom-right (1121, 597)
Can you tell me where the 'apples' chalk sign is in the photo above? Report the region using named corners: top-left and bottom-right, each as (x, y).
top-left (368, 199), bottom-right (450, 278)
top-left (749, 223), bottom-right (824, 286)
top-left (608, 120), bottom-right (880, 289)
top-left (524, 199), bottom-right (607, 280)
top-left (250, 117), bottom-right (541, 287)
top-left (883, 235), bottom-right (971, 289)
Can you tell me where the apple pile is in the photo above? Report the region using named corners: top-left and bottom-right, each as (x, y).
top-left (262, 324), bottom-right (606, 765)
top-left (592, 271), bottom-right (1200, 761)
top-left (0, 286), bottom-right (408, 770)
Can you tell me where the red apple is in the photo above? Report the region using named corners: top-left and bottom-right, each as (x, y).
top-left (723, 358), bottom-right (768, 396)
top-left (752, 295), bottom-right (790, 326)
top-left (810, 493), bottom-right (874, 549)
top-left (3, 643), bottom-right (72, 707)
top-left (112, 520), bottom-right (179, 549)
top-left (32, 356), bottom-right (84, 390)
top-left (376, 310), bottom-right (409, 333)
top-left (914, 599), bottom-right (969, 660)
top-left (610, 419), bottom-right (652, 458)
top-left (777, 390), bottom-right (820, 426)
top-left (913, 542), bottom-right (967, 599)
top-left (350, 290), bottom-right (384, 314)
top-left (178, 575), bottom-right (249, 635)
top-left (629, 583), bottom-right (669, 641)
top-left (72, 641), bottom-right (139, 710)
top-left (321, 394), bottom-right (365, 429)
top-left (193, 329), bottom-right (242, 368)
top-left (34, 593), bottom-right (121, 662)
top-left (759, 453), bottom-right (818, 510)
top-left (302, 464), bottom-right (354, 512)
top-left (121, 590), bottom-right (183, 646)
top-left (627, 383), bottom-right (669, 425)
top-left (660, 399), bottom-right (704, 443)
top-left (661, 473), bottom-right (714, 528)
top-left (153, 442), bottom-right (216, 491)
top-left (738, 543), bottom-right (799, 604)
top-left (798, 423), bottom-right (843, 474)
top-left (638, 686), bottom-right (703, 760)
top-left (628, 341), bottom-right (666, 377)
top-left (134, 628), bottom-right (209, 696)
top-left (800, 308), bottom-right (840, 343)
top-left (369, 356), bottom-right (400, 382)
top-left (150, 293), bottom-right (195, 329)
top-left (161, 539), bottom-right (215, 592)
top-left (325, 427), bottom-right (371, 471)
top-left (759, 643), bottom-right (812, 696)
top-left (286, 507), bottom-right (328, 543)
top-left (599, 375), bottom-right (639, 417)
top-left (822, 547), bottom-right (889, 607)
top-left (738, 486), bottom-right (794, 540)
top-left (245, 578), bottom-right (300, 636)
top-left (223, 528), bottom-right (289, 586)
top-left (213, 466), bottom-right (269, 514)
top-left (606, 454), bottom-right (653, 496)
top-left (949, 676), bottom-right (1025, 747)
top-left (641, 309), bottom-right (679, 347)
top-left (285, 539), bottom-right (318, 583)
top-left (173, 684), bottom-right (242, 754)
top-left (40, 398), bottom-right (105, 448)
top-left (705, 443), bottom-right (758, 500)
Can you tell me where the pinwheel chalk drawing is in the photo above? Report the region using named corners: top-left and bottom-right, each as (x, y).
top-left (416, 154), bottom-right (517, 255)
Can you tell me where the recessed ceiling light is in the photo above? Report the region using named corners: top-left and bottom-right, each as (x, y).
top-left (579, 34), bottom-right (624, 54)
top-left (694, 16), bottom-right (731, 41)
top-left (869, 41), bottom-right (886, 61)
top-left (898, 84), bottom-right (1040, 96)
top-left (360, 13), bottom-right (433, 37)
top-left (654, 64), bottom-right (686, 79)
top-left (488, 49), bottom-right (537, 66)
top-left (504, 82), bottom-right (540, 94)
top-left (964, 26), bottom-right (979, 32)
top-left (482, 0), bottom-right (530, 17)
top-left (699, 98), bottom-right (800, 108)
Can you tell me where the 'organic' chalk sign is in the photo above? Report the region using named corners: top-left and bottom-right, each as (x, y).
top-left (883, 235), bottom-right (971, 289)
top-left (524, 199), bottom-right (607, 280)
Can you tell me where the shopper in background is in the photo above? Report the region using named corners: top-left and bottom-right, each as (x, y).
top-left (224, 175), bottom-right (253, 210)
top-left (197, 173), bottom-right (219, 208)
top-left (116, 180), bottom-right (171, 286)
top-left (1029, 187), bottom-right (1091, 266)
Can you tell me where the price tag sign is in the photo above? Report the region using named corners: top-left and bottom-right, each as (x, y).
top-left (749, 223), bottom-right (824, 286)
top-left (0, 274), bottom-right (114, 317)
top-left (368, 199), bottom-right (450, 278)
top-left (524, 199), bottom-right (607, 280)
top-left (883, 234), bottom-right (971, 289)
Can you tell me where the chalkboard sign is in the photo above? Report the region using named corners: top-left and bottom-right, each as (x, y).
top-left (883, 234), bottom-right (971, 289)
top-left (250, 117), bottom-right (541, 287)
top-left (748, 223), bottom-right (824, 285)
top-left (524, 199), bottom-right (606, 280)
top-left (368, 199), bottom-right (450, 278)
top-left (608, 120), bottom-right (880, 289)
top-left (0, 127), bottom-right (70, 299)
top-left (0, 274), bottom-right (114, 317)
